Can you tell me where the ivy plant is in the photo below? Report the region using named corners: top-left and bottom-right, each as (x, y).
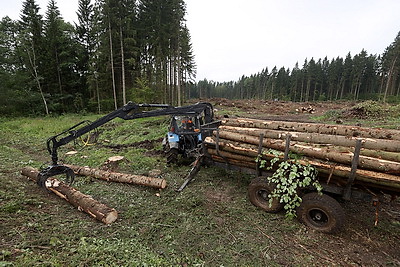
top-left (256, 149), bottom-right (322, 218)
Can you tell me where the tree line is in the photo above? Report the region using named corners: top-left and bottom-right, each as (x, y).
top-left (0, 0), bottom-right (195, 115)
top-left (190, 32), bottom-right (400, 103)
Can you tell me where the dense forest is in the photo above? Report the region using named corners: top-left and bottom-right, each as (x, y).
top-left (0, 0), bottom-right (195, 115)
top-left (190, 32), bottom-right (400, 103)
top-left (1, 1), bottom-right (400, 116)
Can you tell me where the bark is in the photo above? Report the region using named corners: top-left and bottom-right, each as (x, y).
top-left (207, 148), bottom-right (256, 163)
top-left (120, 25), bottom-right (126, 105)
top-left (206, 146), bottom-right (400, 193)
top-left (25, 44), bottom-right (49, 115)
top-left (330, 146), bottom-right (400, 163)
top-left (211, 155), bottom-right (257, 169)
top-left (109, 19), bottom-right (117, 110)
top-left (67, 165), bottom-right (167, 189)
top-left (222, 118), bottom-right (400, 141)
top-left (219, 125), bottom-right (400, 152)
top-left (21, 167), bottom-right (118, 224)
top-left (213, 131), bottom-right (400, 174)
top-left (383, 54), bottom-right (398, 102)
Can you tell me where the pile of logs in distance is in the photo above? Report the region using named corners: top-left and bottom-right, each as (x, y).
top-left (205, 118), bottom-right (400, 194)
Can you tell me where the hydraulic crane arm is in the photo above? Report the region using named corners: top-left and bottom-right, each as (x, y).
top-left (38, 102), bottom-right (214, 187)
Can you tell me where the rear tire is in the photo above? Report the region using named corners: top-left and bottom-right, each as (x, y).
top-left (166, 148), bottom-right (179, 165)
top-left (248, 177), bottom-right (283, 213)
top-left (296, 192), bottom-right (345, 233)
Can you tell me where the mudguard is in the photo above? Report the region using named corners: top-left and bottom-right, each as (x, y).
top-left (167, 132), bottom-right (180, 149)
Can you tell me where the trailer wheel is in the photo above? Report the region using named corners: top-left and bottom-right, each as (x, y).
top-left (166, 148), bottom-right (179, 165)
top-left (248, 178), bottom-right (283, 213)
top-left (296, 192), bottom-right (345, 233)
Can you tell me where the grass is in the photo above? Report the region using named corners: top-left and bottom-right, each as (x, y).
top-left (313, 101), bottom-right (400, 129)
top-left (1, 112), bottom-right (399, 266)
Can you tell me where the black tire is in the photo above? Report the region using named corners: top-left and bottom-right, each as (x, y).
top-left (296, 192), bottom-right (345, 233)
top-left (248, 177), bottom-right (284, 213)
top-left (166, 148), bottom-right (179, 165)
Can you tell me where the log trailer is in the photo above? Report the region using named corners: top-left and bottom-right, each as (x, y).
top-left (181, 117), bottom-right (400, 233)
top-left (37, 102), bottom-right (214, 187)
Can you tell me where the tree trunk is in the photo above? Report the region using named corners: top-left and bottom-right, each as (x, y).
top-left (222, 118), bottom-right (400, 141)
top-left (215, 130), bottom-right (400, 174)
top-left (109, 19), bottom-right (117, 110)
top-left (96, 74), bottom-right (101, 113)
top-left (120, 25), bottom-right (126, 105)
top-left (177, 45), bottom-right (182, 106)
top-left (67, 164), bottom-right (167, 189)
top-left (383, 54), bottom-right (398, 102)
top-left (26, 45), bottom-right (49, 115)
top-left (219, 125), bottom-right (400, 152)
top-left (21, 167), bottom-right (118, 224)
top-left (205, 141), bottom-right (400, 193)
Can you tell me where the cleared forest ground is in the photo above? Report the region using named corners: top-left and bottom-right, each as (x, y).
top-left (1, 99), bottom-right (399, 266)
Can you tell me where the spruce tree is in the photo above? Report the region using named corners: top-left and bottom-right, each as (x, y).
top-left (18, 0), bottom-right (48, 114)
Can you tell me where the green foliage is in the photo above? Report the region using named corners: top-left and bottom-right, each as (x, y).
top-left (190, 33), bottom-right (400, 103)
top-left (350, 100), bottom-right (388, 118)
top-left (257, 150), bottom-right (322, 218)
top-left (317, 101), bottom-right (400, 123)
top-left (130, 77), bottom-right (158, 103)
top-left (0, 0), bottom-right (195, 115)
top-left (1, 115), bottom-right (399, 266)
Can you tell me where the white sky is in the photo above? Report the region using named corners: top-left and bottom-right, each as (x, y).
top-left (1, 0), bottom-right (400, 82)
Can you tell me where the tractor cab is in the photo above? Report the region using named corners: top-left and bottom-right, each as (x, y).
top-left (170, 116), bottom-right (199, 133)
top-left (163, 103), bottom-right (214, 164)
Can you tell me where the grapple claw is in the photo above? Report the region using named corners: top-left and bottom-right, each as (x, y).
top-left (37, 165), bottom-right (75, 188)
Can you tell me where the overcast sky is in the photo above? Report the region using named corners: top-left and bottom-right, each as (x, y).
top-left (1, 0), bottom-right (400, 82)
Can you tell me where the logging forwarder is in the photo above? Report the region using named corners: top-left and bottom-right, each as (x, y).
top-left (37, 101), bottom-right (214, 188)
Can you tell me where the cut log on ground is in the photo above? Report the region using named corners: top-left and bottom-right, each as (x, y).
top-left (222, 118), bottom-right (400, 141)
top-left (21, 167), bottom-right (118, 224)
top-left (67, 164), bottom-right (167, 189)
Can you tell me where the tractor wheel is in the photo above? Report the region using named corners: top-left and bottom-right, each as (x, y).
top-left (296, 192), bottom-right (345, 233)
top-left (248, 177), bottom-right (283, 213)
top-left (166, 148), bottom-right (179, 165)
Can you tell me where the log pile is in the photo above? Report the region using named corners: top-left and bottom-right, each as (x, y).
top-left (205, 118), bottom-right (400, 194)
top-left (21, 167), bottom-right (118, 224)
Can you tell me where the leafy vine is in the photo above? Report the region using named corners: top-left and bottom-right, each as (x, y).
top-left (256, 149), bottom-right (322, 218)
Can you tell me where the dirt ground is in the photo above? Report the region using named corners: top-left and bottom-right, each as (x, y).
top-left (199, 98), bottom-right (400, 265)
top-left (1, 99), bottom-right (399, 266)
top-left (207, 98), bottom-right (349, 121)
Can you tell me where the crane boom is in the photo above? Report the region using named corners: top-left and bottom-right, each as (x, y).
top-left (38, 101), bottom-right (214, 187)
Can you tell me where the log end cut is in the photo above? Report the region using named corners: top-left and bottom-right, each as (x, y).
top-left (103, 209), bottom-right (118, 224)
top-left (160, 179), bottom-right (167, 189)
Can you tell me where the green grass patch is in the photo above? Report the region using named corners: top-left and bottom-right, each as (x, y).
top-left (1, 112), bottom-right (399, 266)
top-left (314, 101), bottom-right (400, 128)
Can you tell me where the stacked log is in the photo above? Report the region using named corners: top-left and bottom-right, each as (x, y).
top-left (204, 118), bottom-right (400, 194)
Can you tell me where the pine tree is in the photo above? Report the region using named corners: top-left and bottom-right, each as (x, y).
top-left (76, 0), bottom-right (94, 96)
top-left (42, 0), bottom-right (83, 112)
top-left (18, 0), bottom-right (48, 114)
top-left (382, 31), bottom-right (400, 102)
top-left (43, 0), bottom-right (63, 97)
top-left (0, 17), bottom-right (32, 114)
